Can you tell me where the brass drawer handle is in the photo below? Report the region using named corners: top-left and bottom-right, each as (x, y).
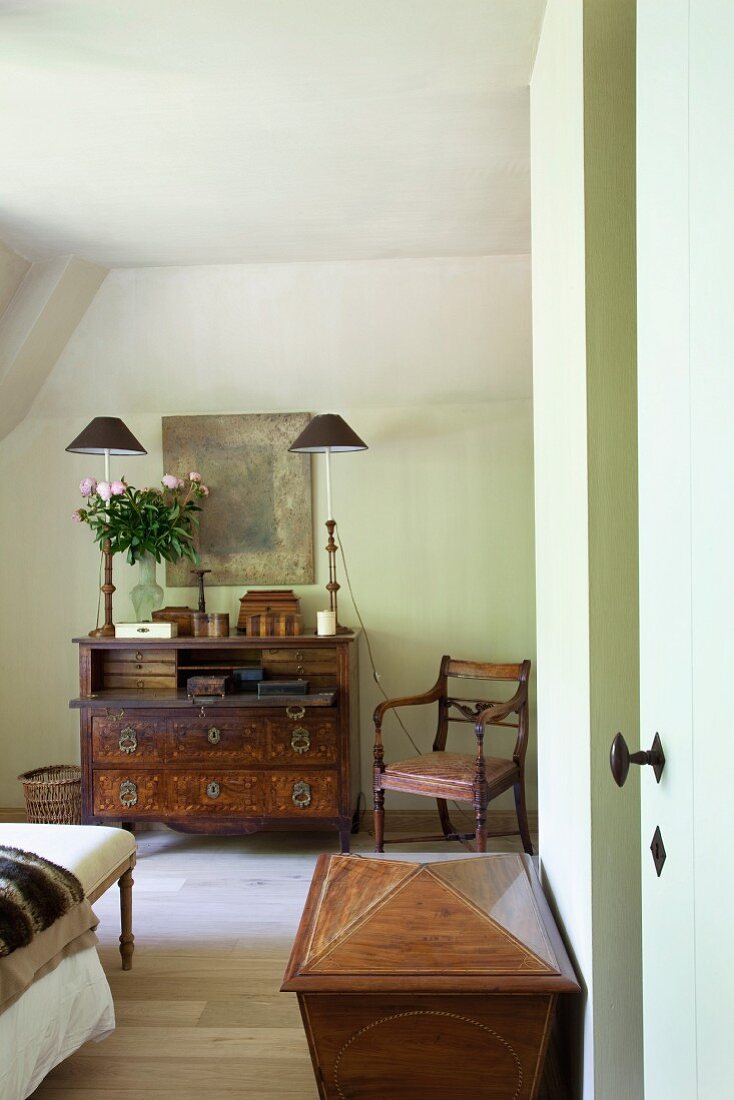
top-left (292, 780), bottom-right (312, 808)
top-left (136, 651), bottom-right (144, 661)
top-left (296, 665), bottom-right (305, 675)
top-left (290, 727), bottom-right (311, 754)
top-left (286, 704), bottom-right (306, 720)
top-left (119, 779), bottom-right (138, 808)
top-left (119, 726), bottom-right (138, 754)
top-left (207, 727), bottom-right (221, 745)
top-left (136, 678), bottom-right (144, 689)
top-left (207, 780), bottom-right (220, 799)
top-left (295, 650), bottom-right (304, 661)
top-left (107, 709), bottom-right (125, 721)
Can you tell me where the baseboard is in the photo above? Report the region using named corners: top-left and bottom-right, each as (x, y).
top-left (0, 807), bottom-right (27, 822)
top-left (363, 808), bottom-right (539, 837)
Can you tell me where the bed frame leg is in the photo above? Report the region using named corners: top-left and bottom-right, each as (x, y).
top-left (118, 864), bottom-right (134, 970)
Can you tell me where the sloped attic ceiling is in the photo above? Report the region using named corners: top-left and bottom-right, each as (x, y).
top-left (0, 0), bottom-right (546, 267)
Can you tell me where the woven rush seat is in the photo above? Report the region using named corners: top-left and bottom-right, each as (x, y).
top-left (381, 752), bottom-right (519, 796)
top-left (0, 823), bottom-right (136, 969)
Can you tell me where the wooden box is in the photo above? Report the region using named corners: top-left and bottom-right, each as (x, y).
top-left (237, 589), bottom-right (300, 632)
top-left (185, 674), bottom-right (231, 697)
top-left (114, 621), bottom-right (178, 639)
top-left (190, 612), bottom-right (230, 637)
top-left (282, 853), bottom-right (579, 1100)
top-left (152, 606), bottom-right (195, 635)
top-left (246, 612), bottom-right (303, 637)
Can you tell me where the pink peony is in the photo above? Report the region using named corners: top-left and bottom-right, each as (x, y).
top-left (200, 485), bottom-right (209, 496)
top-left (97, 481), bottom-right (113, 502)
top-left (189, 471), bottom-right (202, 482)
top-left (110, 480), bottom-right (126, 496)
top-left (162, 474), bottom-right (181, 490)
top-left (71, 509), bottom-right (83, 523)
top-left (79, 477), bottom-right (97, 497)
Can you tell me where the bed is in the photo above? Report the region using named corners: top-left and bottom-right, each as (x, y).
top-left (0, 823), bottom-right (136, 1099)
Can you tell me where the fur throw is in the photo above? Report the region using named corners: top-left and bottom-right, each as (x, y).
top-left (0, 845), bottom-right (84, 958)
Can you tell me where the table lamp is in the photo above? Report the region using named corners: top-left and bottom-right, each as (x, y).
top-left (66, 417), bottom-right (147, 636)
top-left (288, 413), bottom-right (367, 633)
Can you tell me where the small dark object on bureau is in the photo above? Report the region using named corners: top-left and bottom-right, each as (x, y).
top-left (257, 679), bottom-right (309, 697)
top-left (231, 667), bottom-right (265, 692)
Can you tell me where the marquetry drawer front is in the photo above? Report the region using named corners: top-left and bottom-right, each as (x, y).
top-left (268, 715), bottom-right (339, 763)
top-left (91, 716), bottom-right (166, 763)
top-left (267, 771), bottom-right (338, 817)
top-left (103, 648), bottom-right (176, 690)
top-left (168, 719), bottom-right (265, 763)
top-left (262, 646), bottom-right (337, 689)
top-left (168, 772), bottom-right (263, 815)
top-left (92, 771), bottom-right (163, 816)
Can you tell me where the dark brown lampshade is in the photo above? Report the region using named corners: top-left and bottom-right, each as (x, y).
top-left (65, 417), bottom-right (147, 456)
top-left (288, 414), bottom-right (367, 453)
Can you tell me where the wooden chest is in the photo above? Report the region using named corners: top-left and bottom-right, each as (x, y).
top-left (282, 853), bottom-right (579, 1099)
top-left (71, 633), bottom-right (360, 852)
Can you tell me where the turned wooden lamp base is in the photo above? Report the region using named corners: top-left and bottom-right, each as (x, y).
top-left (325, 519), bottom-right (352, 634)
top-left (89, 540), bottom-right (116, 637)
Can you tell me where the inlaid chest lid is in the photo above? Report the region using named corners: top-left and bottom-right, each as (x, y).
top-left (282, 854), bottom-right (579, 994)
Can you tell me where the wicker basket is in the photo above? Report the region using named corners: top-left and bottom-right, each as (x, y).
top-left (17, 764), bottom-right (82, 824)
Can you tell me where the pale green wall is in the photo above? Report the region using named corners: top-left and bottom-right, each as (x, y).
top-left (531, 0), bottom-right (641, 1096)
top-left (0, 257), bottom-right (536, 816)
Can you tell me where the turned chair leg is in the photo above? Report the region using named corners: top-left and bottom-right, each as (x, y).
top-left (374, 786), bottom-right (385, 853)
top-left (514, 778), bottom-right (534, 855)
top-left (118, 865), bottom-right (134, 970)
top-left (437, 798), bottom-right (460, 841)
top-left (474, 794), bottom-right (487, 853)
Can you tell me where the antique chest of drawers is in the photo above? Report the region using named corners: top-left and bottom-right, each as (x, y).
top-left (71, 633), bottom-right (360, 851)
top-left (282, 853), bottom-right (579, 1099)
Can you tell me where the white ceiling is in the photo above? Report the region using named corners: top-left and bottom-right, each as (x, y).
top-left (0, 0), bottom-right (545, 267)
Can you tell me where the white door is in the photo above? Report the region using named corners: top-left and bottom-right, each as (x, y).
top-left (637, 2), bottom-right (734, 1096)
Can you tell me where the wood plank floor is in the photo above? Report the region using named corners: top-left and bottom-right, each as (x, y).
top-left (14, 816), bottom-right (537, 1099)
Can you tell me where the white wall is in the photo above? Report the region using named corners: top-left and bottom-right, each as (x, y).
top-left (530, 2), bottom-right (594, 1093)
top-left (0, 255), bottom-right (536, 819)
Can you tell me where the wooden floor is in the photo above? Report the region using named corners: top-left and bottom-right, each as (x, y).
top-left (14, 815), bottom-right (537, 1099)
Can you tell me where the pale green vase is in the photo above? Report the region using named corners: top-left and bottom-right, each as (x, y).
top-left (130, 551), bottom-right (164, 622)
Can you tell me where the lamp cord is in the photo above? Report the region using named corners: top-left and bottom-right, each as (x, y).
top-left (335, 521), bottom-right (477, 830)
top-left (335, 523), bottom-right (426, 760)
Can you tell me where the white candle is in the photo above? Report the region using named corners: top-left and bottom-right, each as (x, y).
top-left (317, 610), bottom-right (336, 636)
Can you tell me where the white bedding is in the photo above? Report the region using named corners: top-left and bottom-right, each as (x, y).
top-left (0, 946), bottom-right (114, 1099)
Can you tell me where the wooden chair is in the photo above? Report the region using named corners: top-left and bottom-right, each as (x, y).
top-left (373, 655), bottom-right (532, 854)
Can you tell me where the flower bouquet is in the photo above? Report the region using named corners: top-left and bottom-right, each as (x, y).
top-left (73, 472), bottom-right (209, 565)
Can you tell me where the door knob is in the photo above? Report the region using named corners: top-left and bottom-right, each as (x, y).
top-left (610, 731), bottom-right (665, 786)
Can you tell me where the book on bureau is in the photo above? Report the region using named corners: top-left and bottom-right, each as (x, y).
top-left (70, 632), bottom-right (360, 852)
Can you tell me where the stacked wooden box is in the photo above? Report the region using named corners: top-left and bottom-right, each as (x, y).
top-left (237, 589), bottom-right (303, 636)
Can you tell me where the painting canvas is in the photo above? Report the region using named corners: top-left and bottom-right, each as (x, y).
top-left (162, 413), bottom-right (313, 586)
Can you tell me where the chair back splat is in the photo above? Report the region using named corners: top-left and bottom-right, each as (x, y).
top-left (373, 655), bottom-right (532, 854)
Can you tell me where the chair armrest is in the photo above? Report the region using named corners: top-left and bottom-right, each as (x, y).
top-left (373, 683), bottom-right (443, 727)
top-left (473, 686), bottom-right (526, 739)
